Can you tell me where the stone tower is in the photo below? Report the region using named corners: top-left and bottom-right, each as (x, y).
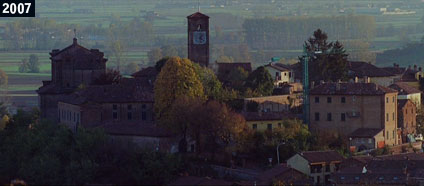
top-left (187, 11), bottom-right (209, 67)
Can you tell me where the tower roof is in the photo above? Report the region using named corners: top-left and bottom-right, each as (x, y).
top-left (187, 12), bottom-right (209, 19)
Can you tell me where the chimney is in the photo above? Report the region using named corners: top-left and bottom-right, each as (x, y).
top-left (414, 65), bottom-right (417, 71)
top-left (73, 38), bottom-right (78, 45)
top-left (320, 80), bottom-right (325, 85)
top-left (364, 76), bottom-right (370, 83)
top-left (355, 77), bottom-right (359, 83)
top-left (419, 67), bottom-right (422, 72)
top-left (311, 81), bottom-right (315, 89)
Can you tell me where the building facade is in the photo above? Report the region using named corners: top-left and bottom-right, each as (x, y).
top-left (287, 151), bottom-right (344, 185)
top-left (37, 38), bottom-right (107, 121)
top-left (389, 82), bottom-right (422, 109)
top-left (187, 12), bottom-right (209, 67)
top-left (398, 99), bottom-right (417, 143)
top-left (310, 82), bottom-right (398, 146)
top-left (264, 63), bottom-right (295, 87)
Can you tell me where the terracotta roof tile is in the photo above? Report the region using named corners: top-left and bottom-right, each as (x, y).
top-left (310, 82), bottom-right (397, 95)
top-left (348, 128), bottom-right (383, 138)
top-left (187, 12), bottom-right (210, 19)
top-left (299, 150), bottom-right (344, 164)
top-left (389, 82), bottom-right (422, 95)
top-left (347, 61), bottom-right (394, 78)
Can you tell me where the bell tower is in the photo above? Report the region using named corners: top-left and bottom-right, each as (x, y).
top-left (187, 11), bottom-right (209, 67)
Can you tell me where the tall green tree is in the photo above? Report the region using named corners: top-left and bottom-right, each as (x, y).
top-left (303, 29), bottom-right (348, 82)
top-left (28, 54), bottom-right (40, 73)
top-left (245, 66), bottom-right (274, 96)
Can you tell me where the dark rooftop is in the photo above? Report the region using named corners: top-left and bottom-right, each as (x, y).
top-left (187, 12), bottom-right (209, 19)
top-left (389, 82), bottom-right (422, 95)
top-left (299, 150), bottom-right (344, 164)
top-left (265, 62), bottom-right (292, 72)
top-left (310, 82), bottom-right (397, 95)
top-left (347, 61), bottom-right (394, 78)
top-left (131, 66), bottom-right (158, 78)
top-left (242, 112), bottom-right (296, 121)
top-left (170, 176), bottom-right (231, 186)
top-left (61, 78), bottom-right (154, 105)
top-left (349, 128), bottom-right (383, 138)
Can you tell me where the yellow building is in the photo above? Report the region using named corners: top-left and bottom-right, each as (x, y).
top-left (242, 112), bottom-right (296, 132)
top-left (310, 82), bottom-right (399, 146)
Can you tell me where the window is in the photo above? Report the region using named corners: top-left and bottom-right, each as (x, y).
top-left (325, 164), bottom-right (330, 172)
top-left (386, 131), bottom-right (389, 140)
top-left (392, 112), bottom-right (395, 121)
top-left (341, 113), bottom-right (346, 121)
top-left (315, 112), bottom-right (320, 121)
top-left (386, 97), bottom-right (389, 103)
top-left (341, 97), bottom-right (346, 103)
top-left (327, 97), bottom-right (332, 103)
top-left (289, 72), bottom-right (292, 78)
top-left (386, 113), bottom-right (389, 122)
top-left (127, 112), bottom-right (132, 120)
top-left (315, 97), bottom-right (319, 103)
top-left (252, 124), bottom-right (257, 130)
top-left (368, 139), bottom-right (372, 144)
top-left (113, 112), bottom-right (118, 119)
top-left (327, 113), bottom-right (332, 121)
top-left (113, 104), bottom-right (118, 120)
top-left (141, 112), bottom-right (146, 120)
top-left (267, 124), bottom-right (272, 131)
top-left (284, 72), bottom-right (287, 76)
top-left (142, 104), bottom-right (146, 109)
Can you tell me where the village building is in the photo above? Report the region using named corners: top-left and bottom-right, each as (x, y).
top-left (310, 82), bottom-right (399, 146)
top-left (264, 62), bottom-right (295, 87)
top-left (348, 128), bottom-right (385, 152)
top-left (347, 61), bottom-right (397, 87)
top-left (37, 38), bottom-right (107, 121)
top-left (331, 153), bottom-right (424, 186)
top-left (389, 82), bottom-right (422, 109)
top-left (383, 63), bottom-right (424, 82)
top-left (244, 94), bottom-right (302, 113)
top-left (242, 112), bottom-right (297, 132)
top-left (287, 151), bottom-right (344, 185)
top-left (397, 99), bottom-right (417, 143)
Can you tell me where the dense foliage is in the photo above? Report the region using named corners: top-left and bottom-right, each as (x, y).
top-left (0, 109), bottom-right (184, 185)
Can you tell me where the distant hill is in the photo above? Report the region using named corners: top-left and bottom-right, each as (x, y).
top-left (376, 43), bottom-right (424, 67)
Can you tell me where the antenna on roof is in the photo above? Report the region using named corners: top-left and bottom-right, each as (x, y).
top-left (73, 29), bottom-right (78, 44)
top-left (198, 0), bottom-right (200, 12)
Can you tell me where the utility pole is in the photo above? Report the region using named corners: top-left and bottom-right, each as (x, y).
top-left (302, 44), bottom-right (310, 128)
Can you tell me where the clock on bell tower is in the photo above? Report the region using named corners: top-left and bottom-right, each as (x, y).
top-left (187, 11), bottom-right (209, 67)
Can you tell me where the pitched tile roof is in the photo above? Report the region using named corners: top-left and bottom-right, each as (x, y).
top-left (62, 78), bottom-right (154, 105)
top-left (265, 62), bottom-right (292, 72)
top-left (389, 82), bottom-right (422, 95)
top-left (50, 38), bottom-right (107, 70)
top-left (381, 67), bottom-right (406, 75)
top-left (310, 82), bottom-right (397, 95)
top-left (241, 112), bottom-right (296, 121)
top-left (187, 12), bottom-right (210, 19)
top-left (347, 61), bottom-right (394, 78)
top-left (299, 150), bottom-right (344, 164)
top-left (131, 67), bottom-right (158, 78)
top-left (348, 128), bottom-right (383, 138)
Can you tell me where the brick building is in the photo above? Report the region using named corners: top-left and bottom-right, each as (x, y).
top-left (37, 38), bottom-right (107, 121)
top-left (389, 82), bottom-right (422, 109)
top-left (398, 99), bottom-right (417, 143)
top-left (310, 82), bottom-right (399, 146)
